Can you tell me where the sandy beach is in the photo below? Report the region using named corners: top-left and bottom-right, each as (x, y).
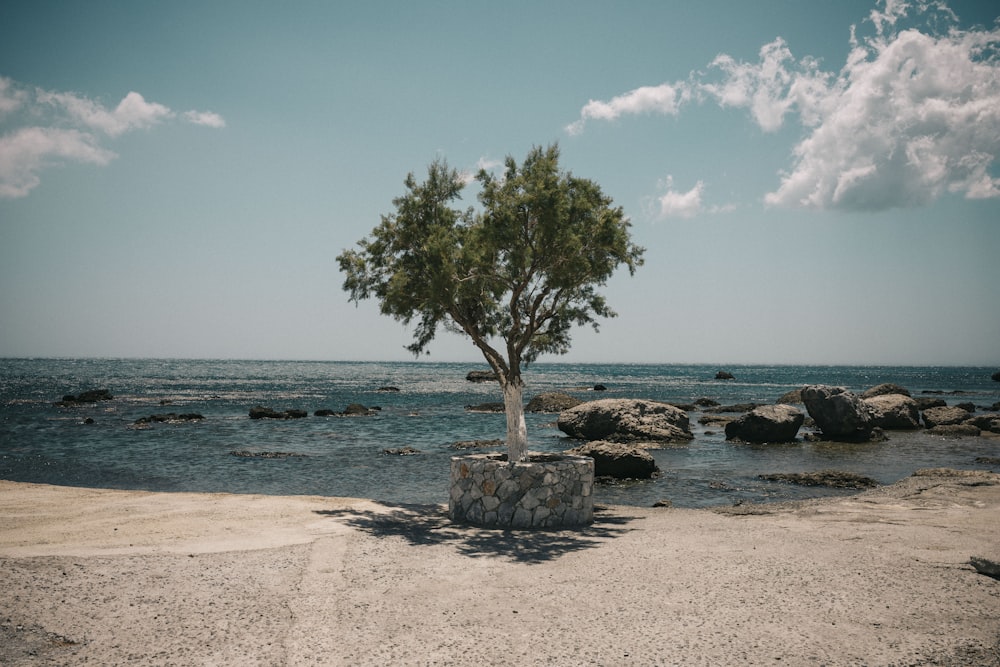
top-left (1, 470), bottom-right (998, 666)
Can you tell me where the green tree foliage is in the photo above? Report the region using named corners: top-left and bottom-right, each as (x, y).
top-left (337, 144), bottom-right (644, 461)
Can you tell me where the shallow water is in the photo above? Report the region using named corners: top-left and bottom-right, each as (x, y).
top-left (1, 359), bottom-right (998, 507)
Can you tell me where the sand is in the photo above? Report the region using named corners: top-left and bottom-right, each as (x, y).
top-left (1, 469), bottom-right (998, 666)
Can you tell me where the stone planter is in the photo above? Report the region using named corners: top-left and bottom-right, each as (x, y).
top-left (449, 452), bottom-right (594, 528)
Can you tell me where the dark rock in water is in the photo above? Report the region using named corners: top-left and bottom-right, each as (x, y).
top-left (992, 371), bottom-right (1000, 382)
top-left (593, 384), bottom-right (608, 391)
top-left (466, 370), bottom-right (498, 383)
top-left (699, 414), bottom-right (735, 426)
top-left (566, 440), bottom-right (659, 479)
top-left (316, 403), bottom-right (378, 417)
top-left (694, 397), bottom-right (720, 407)
top-left (249, 406), bottom-right (308, 420)
top-left (83, 417), bottom-right (95, 425)
top-left (914, 397), bottom-right (947, 410)
top-left (230, 450), bottom-right (306, 459)
top-left (465, 402), bottom-right (505, 413)
top-left (377, 386), bottom-right (400, 392)
top-left (382, 446), bottom-right (421, 456)
top-left (525, 392), bottom-right (582, 413)
top-left (705, 403), bottom-right (759, 414)
top-left (315, 409), bottom-right (337, 417)
top-left (966, 414), bottom-right (1000, 434)
top-left (134, 413), bottom-right (205, 425)
top-left (715, 371), bottom-right (735, 380)
top-left (975, 456), bottom-right (1000, 466)
top-left (342, 403), bottom-right (372, 415)
top-left (652, 499), bottom-right (673, 508)
top-left (861, 383), bottom-right (911, 398)
top-left (725, 404), bottom-right (804, 443)
top-left (801, 385), bottom-right (876, 441)
top-left (558, 398), bottom-right (692, 444)
top-left (863, 394), bottom-right (921, 430)
top-left (58, 389), bottom-right (113, 405)
top-left (922, 405), bottom-right (971, 428)
top-left (927, 424), bottom-right (981, 437)
top-left (955, 402), bottom-right (976, 413)
top-left (759, 470), bottom-right (879, 489)
top-left (775, 388), bottom-right (803, 405)
top-left (449, 439), bottom-right (504, 450)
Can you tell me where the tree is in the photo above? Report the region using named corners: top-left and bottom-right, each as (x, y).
top-left (337, 144), bottom-right (644, 462)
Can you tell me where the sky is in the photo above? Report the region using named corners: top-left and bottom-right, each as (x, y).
top-left (1, 0), bottom-right (998, 366)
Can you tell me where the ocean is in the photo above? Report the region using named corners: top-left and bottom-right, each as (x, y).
top-left (1, 359), bottom-right (998, 508)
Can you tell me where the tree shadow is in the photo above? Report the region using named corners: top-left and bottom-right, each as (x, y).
top-left (314, 503), bottom-right (640, 564)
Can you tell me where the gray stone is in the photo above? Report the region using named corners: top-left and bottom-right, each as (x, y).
top-left (526, 392), bottom-right (582, 413)
top-left (863, 394), bottom-right (921, 430)
top-left (801, 385), bottom-right (876, 441)
top-left (861, 383), bottom-right (911, 399)
top-left (557, 398), bottom-right (692, 443)
top-left (724, 404), bottom-right (803, 443)
top-left (566, 441), bottom-right (658, 479)
top-left (922, 405), bottom-right (971, 428)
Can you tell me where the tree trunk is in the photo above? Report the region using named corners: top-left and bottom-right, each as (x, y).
top-left (502, 375), bottom-right (528, 462)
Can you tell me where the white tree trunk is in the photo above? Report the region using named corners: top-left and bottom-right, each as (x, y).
top-left (502, 377), bottom-right (528, 462)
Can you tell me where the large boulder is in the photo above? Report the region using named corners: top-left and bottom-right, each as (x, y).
top-left (526, 392), bottom-right (582, 413)
top-left (863, 394), bottom-right (921, 430)
top-left (775, 388), bottom-right (804, 405)
top-left (861, 383), bottom-right (911, 399)
top-left (557, 398), bottom-right (692, 444)
top-left (565, 441), bottom-right (659, 479)
top-left (921, 405), bottom-right (971, 428)
top-left (801, 385), bottom-right (876, 441)
top-left (966, 413), bottom-right (1000, 434)
top-left (725, 405), bottom-right (804, 443)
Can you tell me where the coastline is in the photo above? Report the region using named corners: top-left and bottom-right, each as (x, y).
top-left (2, 471), bottom-right (999, 665)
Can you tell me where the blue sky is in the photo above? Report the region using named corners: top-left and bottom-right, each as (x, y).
top-left (1, 0), bottom-right (998, 365)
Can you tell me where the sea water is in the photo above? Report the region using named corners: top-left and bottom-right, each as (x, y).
top-left (1, 359), bottom-right (998, 508)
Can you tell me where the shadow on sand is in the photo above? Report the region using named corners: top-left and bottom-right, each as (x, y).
top-left (314, 503), bottom-right (640, 564)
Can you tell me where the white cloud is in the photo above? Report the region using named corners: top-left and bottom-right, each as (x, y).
top-left (653, 176), bottom-right (705, 219)
top-left (0, 76), bottom-right (226, 198)
top-left (565, 83), bottom-right (692, 135)
top-left (184, 110), bottom-right (227, 128)
top-left (567, 1), bottom-right (1000, 211)
top-left (0, 126), bottom-right (115, 198)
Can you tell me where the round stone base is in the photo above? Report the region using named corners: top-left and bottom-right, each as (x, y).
top-left (448, 452), bottom-right (594, 528)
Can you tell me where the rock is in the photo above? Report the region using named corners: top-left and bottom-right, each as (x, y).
top-left (992, 371), bottom-right (1000, 382)
top-left (975, 456), bottom-right (1000, 465)
top-left (58, 389), bottom-right (113, 405)
top-left (759, 470), bottom-right (880, 489)
top-left (230, 450), bottom-right (306, 459)
top-left (694, 397), bottom-right (720, 407)
top-left (715, 371), bottom-right (735, 380)
top-left (861, 383), bottom-right (911, 398)
top-left (775, 388), bottom-right (803, 405)
top-left (465, 402), bottom-right (505, 413)
top-left (801, 385), bottom-right (876, 441)
top-left (955, 402), bottom-right (976, 413)
top-left (377, 386), bottom-right (400, 392)
top-left (966, 414), bottom-right (1000, 434)
top-left (450, 439), bottom-right (504, 450)
top-left (862, 394), bottom-right (921, 430)
top-left (134, 413), bottom-right (205, 425)
top-left (593, 384), bottom-right (608, 391)
top-left (698, 414), bottom-right (735, 426)
top-left (914, 397), bottom-right (947, 410)
top-left (466, 370), bottom-right (498, 383)
top-left (526, 392), bottom-right (583, 413)
top-left (704, 403), bottom-right (760, 414)
top-left (927, 424), bottom-right (981, 437)
top-left (970, 556), bottom-right (1000, 580)
top-left (566, 441), bottom-right (659, 479)
top-left (652, 499), bottom-right (673, 508)
top-left (249, 406), bottom-right (308, 420)
top-left (922, 405), bottom-right (971, 428)
top-left (382, 446), bottom-right (420, 456)
top-left (724, 404), bottom-right (804, 443)
top-left (557, 398), bottom-right (692, 444)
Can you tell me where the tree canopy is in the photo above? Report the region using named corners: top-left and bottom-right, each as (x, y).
top-left (337, 144), bottom-right (644, 460)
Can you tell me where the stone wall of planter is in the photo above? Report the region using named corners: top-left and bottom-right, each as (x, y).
top-left (449, 452), bottom-right (594, 528)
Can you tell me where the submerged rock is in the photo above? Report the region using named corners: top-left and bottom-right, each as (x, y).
top-left (759, 470), bottom-right (879, 489)
top-left (249, 406), bottom-right (308, 420)
top-left (465, 402), bottom-right (505, 413)
top-left (57, 389), bottom-right (113, 405)
top-left (230, 450), bottom-right (306, 459)
top-left (465, 370), bottom-right (498, 383)
top-left (525, 392), bottom-right (582, 413)
top-left (134, 413), bottom-right (205, 425)
top-left (449, 439), bottom-right (504, 450)
top-left (382, 446), bottom-right (421, 456)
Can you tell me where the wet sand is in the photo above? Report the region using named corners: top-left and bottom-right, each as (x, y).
top-left (1, 469), bottom-right (998, 665)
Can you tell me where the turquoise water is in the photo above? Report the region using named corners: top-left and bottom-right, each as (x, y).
top-left (1, 359), bottom-right (998, 507)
